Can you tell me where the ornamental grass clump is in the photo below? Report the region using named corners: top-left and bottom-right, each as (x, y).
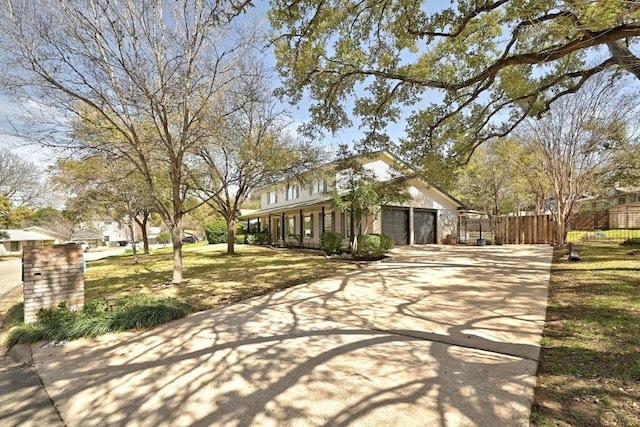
top-left (5, 296), bottom-right (192, 349)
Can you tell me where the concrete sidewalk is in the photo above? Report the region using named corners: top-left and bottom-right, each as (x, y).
top-left (5, 245), bottom-right (553, 426)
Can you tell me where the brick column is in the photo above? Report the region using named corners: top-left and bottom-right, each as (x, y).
top-left (22, 245), bottom-right (85, 324)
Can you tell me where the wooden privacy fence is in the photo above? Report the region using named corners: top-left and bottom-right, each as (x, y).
top-left (497, 214), bottom-right (556, 244)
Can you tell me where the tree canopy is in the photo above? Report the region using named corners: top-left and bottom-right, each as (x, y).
top-left (269, 0), bottom-right (640, 164)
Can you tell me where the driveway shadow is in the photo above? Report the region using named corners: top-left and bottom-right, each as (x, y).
top-left (29, 245), bottom-right (552, 426)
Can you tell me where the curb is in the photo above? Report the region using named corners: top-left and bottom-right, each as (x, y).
top-left (8, 343), bottom-right (32, 365)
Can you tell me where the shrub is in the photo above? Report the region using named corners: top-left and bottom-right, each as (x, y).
top-left (249, 232), bottom-right (270, 245)
top-left (204, 220), bottom-right (228, 244)
top-left (357, 233), bottom-right (394, 258)
top-left (284, 236), bottom-right (300, 248)
top-left (156, 232), bottom-right (171, 246)
top-left (378, 233), bottom-right (395, 252)
top-left (321, 231), bottom-right (342, 254)
top-left (5, 295), bottom-right (192, 349)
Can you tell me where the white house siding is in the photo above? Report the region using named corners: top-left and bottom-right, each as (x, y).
top-left (245, 151), bottom-right (464, 247)
top-left (260, 181), bottom-right (331, 211)
top-left (384, 180), bottom-right (461, 243)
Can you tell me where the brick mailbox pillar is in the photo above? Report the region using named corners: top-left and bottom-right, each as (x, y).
top-left (22, 245), bottom-right (85, 324)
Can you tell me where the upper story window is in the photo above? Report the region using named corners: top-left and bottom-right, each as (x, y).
top-left (267, 190), bottom-right (278, 205)
top-left (309, 178), bottom-right (328, 195)
top-left (286, 185), bottom-right (300, 201)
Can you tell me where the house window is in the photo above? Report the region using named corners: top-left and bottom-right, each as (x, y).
top-left (26, 240), bottom-right (35, 246)
top-left (303, 214), bottom-right (314, 238)
top-left (286, 185), bottom-right (299, 201)
top-left (10, 241), bottom-right (18, 251)
top-left (309, 178), bottom-right (327, 195)
top-left (267, 191), bottom-right (278, 205)
top-left (341, 211), bottom-right (352, 238)
top-left (324, 211), bottom-right (335, 232)
top-left (618, 196), bottom-right (626, 205)
top-left (288, 216), bottom-right (297, 237)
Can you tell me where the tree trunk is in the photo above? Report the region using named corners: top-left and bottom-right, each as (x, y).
top-left (227, 217), bottom-right (236, 255)
top-left (171, 225), bottom-right (183, 284)
top-left (127, 216), bottom-right (139, 264)
top-left (134, 211), bottom-right (151, 254)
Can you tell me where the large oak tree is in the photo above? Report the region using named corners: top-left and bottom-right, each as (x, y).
top-left (269, 0), bottom-right (640, 164)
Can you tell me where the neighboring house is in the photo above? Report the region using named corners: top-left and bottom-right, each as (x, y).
top-left (0, 229), bottom-right (56, 256)
top-left (95, 219), bottom-right (159, 246)
top-left (25, 226), bottom-right (104, 249)
top-left (96, 220), bottom-right (129, 246)
top-left (573, 186), bottom-right (640, 230)
top-left (22, 226), bottom-right (67, 244)
top-left (71, 233), bottom-right (104, 250)
top-left (240, 151), bottom-right (465, 246)
top-left (609, 202), bottom-right (640, 229)
top-left (576, 186), bottom-right (640, 211)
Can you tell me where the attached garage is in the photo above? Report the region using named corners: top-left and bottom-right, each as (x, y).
top-left (381, 207), bottom-right (438, 246)
top-left (381, 208), bottom-right (409, 245)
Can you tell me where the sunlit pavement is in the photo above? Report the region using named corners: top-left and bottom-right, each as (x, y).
top-left (24, 245), bottom-right (552, 426)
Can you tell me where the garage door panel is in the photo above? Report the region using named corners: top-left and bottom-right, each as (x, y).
top-left (414, 210), bottom-right (436, 244)
top-left (382, 209), bottom-right (409, 245)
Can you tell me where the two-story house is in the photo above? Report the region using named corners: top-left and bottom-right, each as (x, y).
top-left (240, 151), bottom-right (465, 247)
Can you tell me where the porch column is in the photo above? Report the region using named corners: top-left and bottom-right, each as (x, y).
top-left (409, 207), bottom-right (415, 245)
top-left (321, 206), bottom-right (325, 234)
top-left (245, 218), bottom-right (250, 244)
top-left (281, 212), bottom-right (286, 241)
top-left (299, 209), bottom-right (304, 246)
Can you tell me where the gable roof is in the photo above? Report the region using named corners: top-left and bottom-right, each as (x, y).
top-left (0, 229), bottom-right (57, 242)
top-left (23, 226), bottom-right (67, 241)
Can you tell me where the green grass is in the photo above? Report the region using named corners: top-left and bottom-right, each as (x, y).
top-left (567, 228), bottom-right (640, 243)
top-left (531, 244), bottom-right (640, 427)
top-left (3, 244), bottom-right (357, 349)
top-left (84, 243), bottom-right (357, 311)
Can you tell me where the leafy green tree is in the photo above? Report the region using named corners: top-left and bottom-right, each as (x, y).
top-left (454, 138), bottom-right (532, 234)
top-left (0, 230), bottom-right (8, 240)
top-left (156, 232), bottom-right (171, 248)
top-left (51, 157), bottom-right (155, 256)
top-left (270, 0), bottom-right (640, 163)
top-left (331, 147), bottom-right (410, 254)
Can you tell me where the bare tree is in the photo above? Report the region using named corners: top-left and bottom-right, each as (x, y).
top-left (0, 0), bottom-right (256, 283)
top-left (514, 74), bottom-right (640, 245)
top-left (195, 62), bottom-right (321, 255)
top-left (0, 147), bottom-right (45, 207)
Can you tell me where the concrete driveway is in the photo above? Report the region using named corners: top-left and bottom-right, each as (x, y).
top-left (0, 258), bottom-right (22, 303)
top-left (27, 245), bottom-right (552, 427)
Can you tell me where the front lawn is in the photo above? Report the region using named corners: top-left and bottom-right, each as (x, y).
top-left (85, 243), bottom-right (358, 311)
top-left (531, 244), bottom-right (640, 427)
top-left (3, 244), bottom-right (357, 348)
